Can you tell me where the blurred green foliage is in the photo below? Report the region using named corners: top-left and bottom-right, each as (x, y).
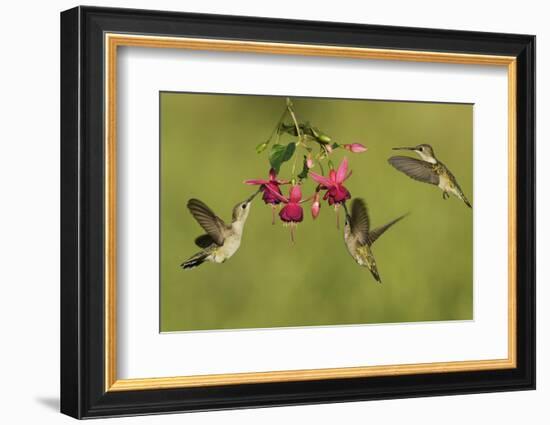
top-left (160, 93), bottom-right (473, 332)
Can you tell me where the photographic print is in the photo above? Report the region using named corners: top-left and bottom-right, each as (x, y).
top-left (160, 93), bottom-right (473, 332)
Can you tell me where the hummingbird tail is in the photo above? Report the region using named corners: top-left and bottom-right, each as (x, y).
top-left (450, 183), bottom-right (472, 208)
top-left (181, 252), bottom-right (209, 269)
top-left (369, 264), bottom-right (383, 284)
top-left (456, 189), bottom-right (472, 208)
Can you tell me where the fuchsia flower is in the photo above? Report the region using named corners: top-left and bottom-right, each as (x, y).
top-left (245, 169), bottom-right (288, 224)
top-left (245, 168), bottom-right (288, 204)
top-left (264, 184), bottom-right (304, 242)
top-left (343, 143), bottom-right (367, 153)
top-left (309, 157), bottom-right (352, 206)
top-left (311, 192), bottom-right (321, 219)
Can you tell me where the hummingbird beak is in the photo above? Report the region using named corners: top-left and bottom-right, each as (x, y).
top-left (246, 188), bottom-right (261, 203)
top-left (342, 202), bottom-right (351, 224)
top-left (392, 146), bottom-right (416, 151)
top-left (342, 201), bottom-right (349, 216)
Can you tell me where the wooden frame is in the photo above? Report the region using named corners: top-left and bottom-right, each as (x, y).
top-left (61, 6), bottom-right (535, 419)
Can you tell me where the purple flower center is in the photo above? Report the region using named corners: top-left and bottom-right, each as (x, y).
top-left (324, 184), bottom-right (351, 205)
top-left (279, 202), bottom-right (303, 223)
top-left (261, 182), bottom-right (283, 205)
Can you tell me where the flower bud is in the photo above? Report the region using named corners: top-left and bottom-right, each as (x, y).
top-left (311, 192), bottom-right (321, 219)
top-left (317, 134), bottom-right (331, 143)
top-left (343, 143), bottom-right (367, 153)
top-left (306, 154), bottom-right (314, 169)
top-left (255, 141), bottom-right (269, 153)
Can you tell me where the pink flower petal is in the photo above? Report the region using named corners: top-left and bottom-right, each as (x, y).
top-left (336, 157), bottom-right (348, 183)
top-left (264, 183), bottom-right (288, 203)
top-left (309, 171), bottom-right (335, 188)
top-left (245, 179), bottom-right (269, 185)
top-left (289, 185), bottom-right (302, 203)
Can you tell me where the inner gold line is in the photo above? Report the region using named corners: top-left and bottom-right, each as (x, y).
top-left (110, 34), bottom-right (515, 66)
top-left (104, 34), bottom-right (118, 391)
top-left (507, 59), bottom-right (518, 367)
top-left (109, 358), bottom-right (515, 391)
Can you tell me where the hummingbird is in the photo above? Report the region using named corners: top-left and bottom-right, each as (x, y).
top-left (388, 144), bottom-right (472, 208)
top-left (343, 198), bottom-right (406, 283)
top-left (181, 190), bottom-right (259, 269)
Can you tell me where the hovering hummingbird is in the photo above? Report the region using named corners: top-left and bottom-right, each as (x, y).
top-left (343, 198), bottom-right (406, 283)
top-left (388, 144), bottom-right (472, 208)
top-left (181, 191), bottom-right (259, 269)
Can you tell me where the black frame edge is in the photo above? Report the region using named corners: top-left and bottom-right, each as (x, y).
top-left (60, 6), bottom-right (83, 419)
top-left (515, 35), bottom-right (536, 391)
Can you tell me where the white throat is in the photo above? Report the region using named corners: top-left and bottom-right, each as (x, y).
top-left (417, 151), bottom-right (437, 163)
top-left (232, 219), bottom-right (245, 235)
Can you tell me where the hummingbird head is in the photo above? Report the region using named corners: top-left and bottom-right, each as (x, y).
top-left (393, 144), bottom-right (436, 163)
top-left (232, 189), bottom-right (260, 223)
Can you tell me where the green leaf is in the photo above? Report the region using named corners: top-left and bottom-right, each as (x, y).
top-left (255, 141), bottom-right (269, 154)
top-left (269, 143), bottom-right (296, 173)
top-left (297, 156), bottom-right (309, 180)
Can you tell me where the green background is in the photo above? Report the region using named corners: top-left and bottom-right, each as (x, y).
top-left (160, 93), bottom-right (473, 332)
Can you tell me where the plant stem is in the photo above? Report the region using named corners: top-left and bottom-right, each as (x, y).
top-left (286, 98), bottom-right (302, 139)
top-left (318, 160), bottom-right (325, 176)
top-left (267, 107), bottom-right (289, 145)
top-left (286, 98), bottom-right (302, 179)
top-left (291, 149), bottom-right (298, 178)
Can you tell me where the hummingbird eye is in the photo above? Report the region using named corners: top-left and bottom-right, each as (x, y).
top-left (241, 204), bottom-right (246, 209)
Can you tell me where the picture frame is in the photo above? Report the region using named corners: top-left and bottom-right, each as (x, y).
top-left (60, 5), bottom-right (535, 419)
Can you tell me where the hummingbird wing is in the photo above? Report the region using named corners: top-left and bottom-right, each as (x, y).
top-left (187, 199), bottom-right (227, 246)
top-left (368, 214), bottom-right (407, 245)
top-left (350, 198), bottom-right (371, 245)
top-left (388, 156), bottom-right (439, 185)
top-left (194, 234), bottom-right (216, 248)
